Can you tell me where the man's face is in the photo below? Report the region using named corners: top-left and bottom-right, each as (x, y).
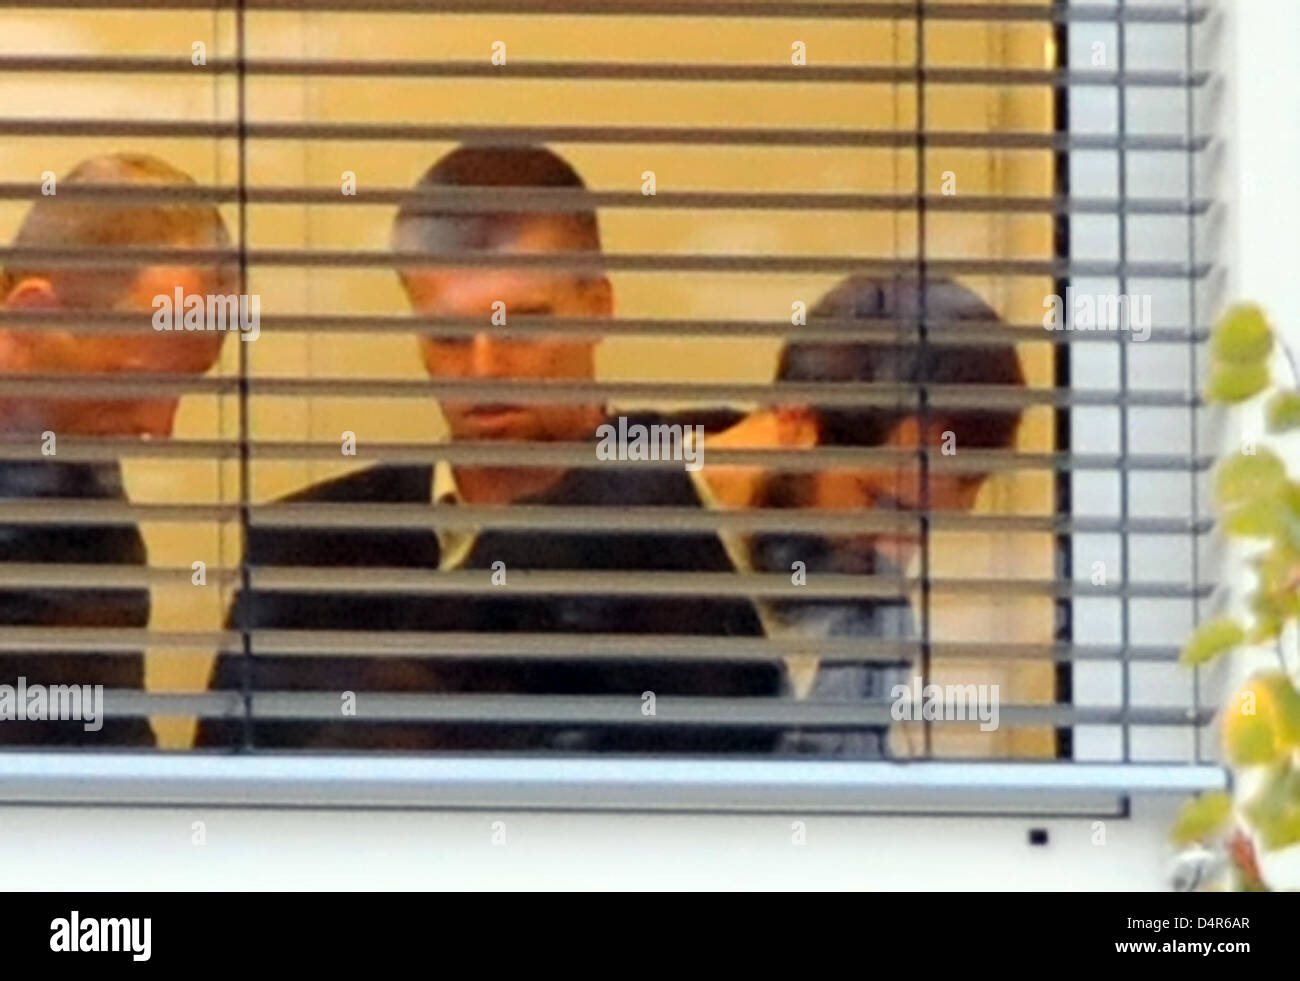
top-left (756, 415), bottom-right (985, 569)
top-left (406, 222), bottom-right (611, 443)
top-left (3, 265), bottom-right (225, 437)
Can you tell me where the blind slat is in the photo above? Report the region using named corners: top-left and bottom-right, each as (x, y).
top-left (0, 244), bottom-right (1216, 279)
top-left (74, 690), bottom-right (1213, 729)
top-left (0, 56), bottom-right (1213, 89)
top-left (0, 309), bottom-right (1212, 347)
top-left (0, 183), bottom-right (1215, 217)
top-left (0, 500), bottom-right (1211, 537)
top-left (0, 375), bottom-right (1200, 409)
top-left (0, 439), bottom-right (1215, 473)
top-left (0, 564), bottom-right (1215, 600)
top-left (0, 627), bottom-right (1186, 663)
top-left (0, 118), bottom-right (1214, 152)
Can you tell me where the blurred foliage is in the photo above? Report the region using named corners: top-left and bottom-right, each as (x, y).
top-left (1175, 303), bottom-right (1300, 890)
top-left (1172, 791), bottom-right (1232, 846)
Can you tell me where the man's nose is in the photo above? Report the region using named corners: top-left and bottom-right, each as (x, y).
top-left (470, 333), bottom-right (509, 377)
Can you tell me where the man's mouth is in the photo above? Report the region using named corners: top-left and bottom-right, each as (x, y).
top-left (466, 404), bottom-right (525, 419)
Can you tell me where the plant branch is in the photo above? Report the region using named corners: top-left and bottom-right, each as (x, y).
top-left (1228, 828), bottom-right (1270, 892)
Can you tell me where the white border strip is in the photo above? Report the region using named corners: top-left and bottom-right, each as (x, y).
top-left (0, 754), bottom-right (1227, 811)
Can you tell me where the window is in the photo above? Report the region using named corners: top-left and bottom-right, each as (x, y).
top-left (0, 0), bottom-right (1224, 812)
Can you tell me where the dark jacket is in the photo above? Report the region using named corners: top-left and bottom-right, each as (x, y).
top-left (0, 460), bottom-right (154, 747)
top-left (749, 531), bottom-right (917, 759)
top-left (198, 454), bottom-right (779, 753)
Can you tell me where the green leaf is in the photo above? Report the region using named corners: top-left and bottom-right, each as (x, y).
top-left (1225, 711), bottom-right (1281, 766)
top-left (1215, 449), bottom-right (1288, 510)
top-left (1259, 672), bottom-right (1300, 748)
top-left (1250, 544), bottom-right (1299, 587)
top-left (1208, 361), bottom-right (1271, 404)
top-left (1251, 589), bottom-right (1299, 625)
top-left (1212, 304), bottom-right (1274, 364)
top-left (1246, 549), bottom-right (1300, 639)
top-left (1244, 765), bottom-right (1300, 852)
top-left (1261, 502), bottom-right (1300, 554)
top-left (1172, 791), bottom-right (1233, 845)
top-left (1223, 676), bottom-right (1292, 766)
top-left (1223, 498), bottom-right (1287, 538)
top-left (1281, 516), bottom-right (1300, 555)
top-left (1181, 618), bottom-right (1245, 666)
top-left (1267, 391), bottom-right (1300, 433)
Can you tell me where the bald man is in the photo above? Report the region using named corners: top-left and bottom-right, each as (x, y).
top-left (0, 153), bottom-right (236, 747)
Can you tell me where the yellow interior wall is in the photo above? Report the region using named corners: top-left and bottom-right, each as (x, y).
top-left (0, 1), bottom-right (1057, 755)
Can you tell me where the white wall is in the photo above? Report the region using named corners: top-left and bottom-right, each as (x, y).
top-left (1216, 0), bottom-right (1300, 892)
top-left (0, 798), bottom-right (1183, 891)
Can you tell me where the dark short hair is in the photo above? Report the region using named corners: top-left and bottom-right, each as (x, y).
top-left (391, 145), bottom-right (601, 287)
top-left (780, 275), bottom-right (1025, 452)
top-left (1, 153), bottom-right (235, 309)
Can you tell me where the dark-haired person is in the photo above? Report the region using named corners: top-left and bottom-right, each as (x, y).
top-left (197, 145), bottom-right (778, 753)
top-left (0, 153), bottom-right (236, 747)
top-left (698, 275), bottom-right (1026, 758)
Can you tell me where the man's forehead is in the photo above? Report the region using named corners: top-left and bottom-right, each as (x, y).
top-left (407, 267), bottom-right (579, 308)
top-left (131, 264), bottom-right (208, 296)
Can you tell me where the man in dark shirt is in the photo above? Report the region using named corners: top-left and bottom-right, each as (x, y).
top-left (698, 275), bottom-right (1027, 758)
top-left (0, 153), bottom-right (236, 747)
top-left (0, 460), bottom-right (151, 746)
top-left (198, 146), bottom-right (778, 753)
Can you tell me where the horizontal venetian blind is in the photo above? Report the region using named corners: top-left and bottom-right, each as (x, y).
top-left (0, 0), bottom-right (1218, 789)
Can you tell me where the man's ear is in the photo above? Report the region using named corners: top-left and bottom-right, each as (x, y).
top-left (581, 275), bottom-right (614, 317)
top-left (4, 276), bottom-right (60, 311)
